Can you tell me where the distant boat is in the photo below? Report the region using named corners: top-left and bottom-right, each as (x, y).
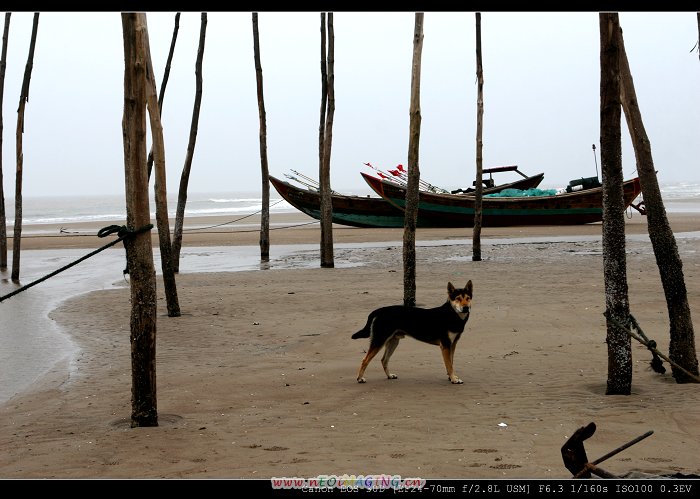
top-left (362, 172), bottom-right (643, 227)
top-left (270, 166), bottom-right (545, 229)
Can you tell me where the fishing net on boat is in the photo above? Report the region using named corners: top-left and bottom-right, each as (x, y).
top-left (485, 188), bottom-right (558, 198)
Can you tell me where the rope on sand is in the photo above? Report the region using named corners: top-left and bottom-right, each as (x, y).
top-left (0, 224), bottom-right (153, 303)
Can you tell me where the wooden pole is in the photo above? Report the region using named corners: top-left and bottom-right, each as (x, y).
top-left (252, 12), bottom-right (270, 260)
top-left (11, 12), bottom-right (38, 283)
top-left (140, 13), bottom-right (180, 318)
top-left (599, 13), bottom-right (632, 395)
top-left (147, 12), bottom-right (180, 181)
top-left (403, 13), bottom-right (424, 307)
top-left (0, 13), bottom-right (10, 269)
top-left (320, 12), bottom-right (335, 268)
top-left (616, 21), bottom-right (699, 383)
top-left (172, 13), bottom-right (207, 272)
top-left (472, 12), bottom-right (484, 262)
top-left (122, 12), bottom-right (158, 427)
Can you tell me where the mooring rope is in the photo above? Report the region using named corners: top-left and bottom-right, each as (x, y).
top-left (0, 224), bottom-right (153, 303)
top-left (184, 219), bottom-right (319, 234)
top-left (183, 199), bottom-right (285, 232)
top-left (196, 220), bottom-right (319, 234)
top-left (606, 311), bottom-right (700, 383)
top-left (57, 199), bottom-right (287, 236)
top-left (0, 211), bottom-right (319, 303)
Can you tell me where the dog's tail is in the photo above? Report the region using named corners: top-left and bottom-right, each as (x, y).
top-left (351, 313), bottom-right (374, 339)
top-left (351, 328), bottom-right (369, 339)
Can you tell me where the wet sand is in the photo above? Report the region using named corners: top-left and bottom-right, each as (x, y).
top-left (10, 210), bottom-right (700, 250)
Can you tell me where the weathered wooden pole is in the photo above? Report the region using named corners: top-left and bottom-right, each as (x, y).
top-left (403, 12), bottom-right (424, 307)
top-left (0, 13), bottom-right (11, 270)
top-left (599, 13), bottom-right (632, 395)
top-left (472, 12), bottom-right (484, 262)
top-left (172, 13), bottom-right (207, 272)
top-left (122, 12), bottom-right (159, 427)
top-left (252, 12), bottom-right (270, 260)
top-left (139, 14), bottom-right (180, 317)
top-left (11, 12), bottom-right (38, 283)
top-left (147, 12), bottom-right (180, 180)
top-left (616, 21), bottom-right (698, 382)
top-left (319, 12), bottom-right (335, 268)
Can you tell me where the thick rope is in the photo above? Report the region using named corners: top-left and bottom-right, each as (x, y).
top-left (605, 311), bottom-right (700, 383)
top-left (628, 314), bottom-right (665, 374)
top-left (0, 224), bottom-right (153, 303)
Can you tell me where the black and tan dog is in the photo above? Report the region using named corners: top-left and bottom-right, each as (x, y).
top-left (351, 281), bottom-right (473, 384)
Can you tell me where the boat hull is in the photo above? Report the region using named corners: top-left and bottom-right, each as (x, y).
top-left (270, 176), bottom-right (410, 228)
top-left (362, 172), bottom-right (643, 227)
top-left (270, 170), bottom-right (547, 228)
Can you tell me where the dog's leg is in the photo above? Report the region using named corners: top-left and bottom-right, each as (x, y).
top-left (380, 336), bottom-right (401, 380)
top-left (441, 344), bottom-right (463, 384)
top-left (357, 344), bottom-right (383, 383)
top-left (449, 337), bottom-right (461, 378)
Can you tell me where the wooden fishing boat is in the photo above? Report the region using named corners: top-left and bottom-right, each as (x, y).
top-left (270, 175), bottom-right (410, 228)
top-left (270, 166), bottom-right (546, 229)
top-left (361, 172), bottom-right (643, 227)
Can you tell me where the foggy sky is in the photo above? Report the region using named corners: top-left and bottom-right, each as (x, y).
top-left (1, 11), bottom-right (698, 198)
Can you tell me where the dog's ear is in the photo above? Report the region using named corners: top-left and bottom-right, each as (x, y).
top-left (465, 280), bottom-right (473, 297)
top-left (447, 282), bottom-right (455, 294)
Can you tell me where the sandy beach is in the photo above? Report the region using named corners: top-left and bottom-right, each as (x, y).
top-left (0, 210), bottom-right (699, 481)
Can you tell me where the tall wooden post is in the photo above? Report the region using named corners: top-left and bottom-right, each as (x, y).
top-left (403, 13), bottom-right (424, 307)
top-left (122, 12), bottom-right (158, 427)
top-left (11, 12), bottom-right (38, 282)
top-left (147, 12), bottom-right (180, 180)
top-left (599, 13), bottom-right (632, 395)
top-left (172, 13), bottom-right (207, 272)
top-left (140, 13), bottom-right (180, 318)
top-left (472, 12), bottom-right (484, 261)
top-left (0, 13), bottom-right (11, 270)
top-left (252, 12), bottom-right (270, 260)
top-left (319, 12), bottom-right (335, 268)
top-left (617, 21), bottom-right (698, 382)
